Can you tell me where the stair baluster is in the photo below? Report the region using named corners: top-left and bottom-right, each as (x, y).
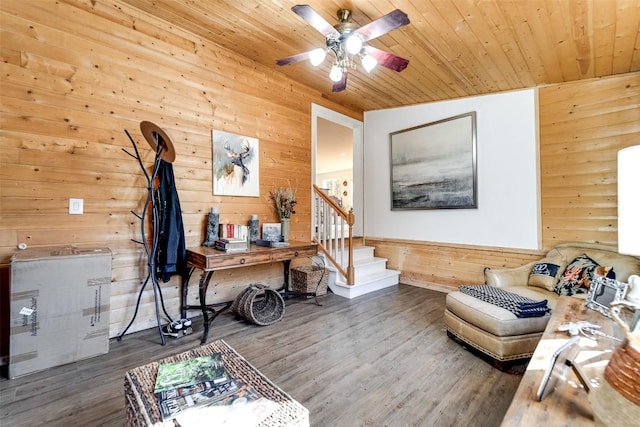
top-left (312, 185), bottom-right (355, 286)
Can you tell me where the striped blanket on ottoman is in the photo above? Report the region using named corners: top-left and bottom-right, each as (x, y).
top-left (459, 285), bottom-right (550, 318)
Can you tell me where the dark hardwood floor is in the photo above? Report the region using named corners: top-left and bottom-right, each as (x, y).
top-left (0, 284), bottom-right (522, 426)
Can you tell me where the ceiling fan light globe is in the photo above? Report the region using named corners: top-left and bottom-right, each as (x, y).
top-left (309, 48), bottom-right (326, 66)
top-left (345, 34), bottom-right (363, 55)
top-left (362, 54), bottom-right (378, 73)
top-left (329, 65), bottom-right (343, 82)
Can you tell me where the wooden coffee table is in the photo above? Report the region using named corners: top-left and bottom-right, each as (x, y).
top-left (501, 296), bottom-right (625, 426)
top-left (124, 339), bottom-right (309, 426)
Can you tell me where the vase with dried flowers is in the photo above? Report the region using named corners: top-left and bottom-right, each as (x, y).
top-left (269, 184), bottom-right (297, 241)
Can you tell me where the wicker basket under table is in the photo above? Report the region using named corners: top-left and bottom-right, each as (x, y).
top-left (290, 265), bottom-right (328, 296)
top-left (124, 339), bottom-right (309, 427)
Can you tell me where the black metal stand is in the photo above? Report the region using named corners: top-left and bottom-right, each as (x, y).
top-left (117, 129), bottom-right (174, 345)
top-left (181, 254), bottom-right (320, 344)
top-left (180, 266), bottom-right (234, 344)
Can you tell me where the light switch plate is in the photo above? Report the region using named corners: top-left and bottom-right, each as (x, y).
top-left (69, 198), bottom-right (83, 214)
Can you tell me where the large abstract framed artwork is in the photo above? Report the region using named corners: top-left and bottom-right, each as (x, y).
top-left (212, 130), bottom-right (260, 197)
top-left (390, 112), bottom-right (477, 210)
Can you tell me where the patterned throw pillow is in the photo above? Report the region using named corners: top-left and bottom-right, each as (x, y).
top-left (528, 252), bottom-right (566, 292)
top-left (553, 254), bottom-right (607, 296)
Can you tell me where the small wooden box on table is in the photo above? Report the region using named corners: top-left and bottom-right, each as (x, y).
top-left (124, 339), bottom-right (309, 426)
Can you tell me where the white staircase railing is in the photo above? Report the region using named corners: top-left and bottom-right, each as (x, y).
top-left (312, 184), bottom-right (355, 286)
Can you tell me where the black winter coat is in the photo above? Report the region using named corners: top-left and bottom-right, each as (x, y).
top-left (156, 160), bottom-right (187, 282)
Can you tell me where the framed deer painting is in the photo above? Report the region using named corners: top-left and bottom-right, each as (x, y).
top-left (212, 130), bottom-right (260, 197)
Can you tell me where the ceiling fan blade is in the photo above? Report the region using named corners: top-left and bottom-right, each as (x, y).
top-left (292, 5), bottom-right (340, 37)
top-left (332, 72), bottom-right (348, 92)
top-left (355, 9), bottom-right (410, 42)
top-left (275, 50), bottom-right (312, 66)
top-left (365, 46), bottom-right (409, 72)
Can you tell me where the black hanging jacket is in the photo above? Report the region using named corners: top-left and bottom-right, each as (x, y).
top-left (156, 160), bottom-right (187, 282)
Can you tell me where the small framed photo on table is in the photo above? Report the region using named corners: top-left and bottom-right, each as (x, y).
top-left (262, 223), bottom-right (281, 242)
top-left (586, 275), bottom-right (628, 318)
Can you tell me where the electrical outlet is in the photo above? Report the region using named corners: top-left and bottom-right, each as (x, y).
top-left (69, 198), bottom-right (84, 215)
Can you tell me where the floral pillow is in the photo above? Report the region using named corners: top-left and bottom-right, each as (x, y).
top-left (528, 252), bottom-right (566, 292)
top-left (553, 254), bottom-right (614, 296)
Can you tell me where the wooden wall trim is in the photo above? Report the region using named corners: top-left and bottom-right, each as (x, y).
top-left (364, 237), bottom-right (545, 256)
top-left (365, 237), bottom-right (545, 293)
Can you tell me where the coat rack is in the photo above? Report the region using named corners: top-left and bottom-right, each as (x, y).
top-left (117, 121), bottom-right (177, 345)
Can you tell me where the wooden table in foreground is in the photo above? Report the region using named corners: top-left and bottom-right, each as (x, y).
top-left (501, 296), bottom-right (625, 427)
top-left (183, 241), bottom-right (318, 343)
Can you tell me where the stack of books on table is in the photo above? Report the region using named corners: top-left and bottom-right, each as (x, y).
top-left (154, 353), bottom-right (278, 425)
top-left (214, 238), bottom-right (249, 252)
top-left (219, 223), bottom-right (249, 241)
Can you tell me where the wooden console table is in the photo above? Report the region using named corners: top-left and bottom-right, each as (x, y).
top-left (501, 296), bottom-right (625, 426)
top-left (182, 241), bottom-right (317, 344)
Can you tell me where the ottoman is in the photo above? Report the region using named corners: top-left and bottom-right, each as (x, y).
top-left (124, 339), bottom-right (309, 426)
top-left (444, 286), bottom-right (556, 363)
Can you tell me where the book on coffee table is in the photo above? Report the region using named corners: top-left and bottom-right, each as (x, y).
top-left (154, 353), bottom-right (228, 394)
top-left (175, 380), bottom-right (278, 426)
top-left (157, 378), bottom-right (240, 421)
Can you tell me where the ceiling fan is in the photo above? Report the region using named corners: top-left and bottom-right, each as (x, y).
top-left (276, 5), bottom-right (410, 92)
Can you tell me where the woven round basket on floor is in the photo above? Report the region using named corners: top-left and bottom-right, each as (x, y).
top-left (231, 284), bottom-right (285, 326)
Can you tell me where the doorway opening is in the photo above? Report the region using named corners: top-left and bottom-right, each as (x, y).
top-left (311, 104), bottom-right (363, 237)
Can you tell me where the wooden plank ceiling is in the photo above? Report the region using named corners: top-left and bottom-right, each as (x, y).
top-left (121, 0), bottom-right (639, 112)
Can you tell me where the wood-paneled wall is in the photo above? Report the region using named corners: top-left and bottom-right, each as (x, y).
top-left (539, 73), bottom-right (640, 248)
top-left (1, 0), bottom-right (638, 339)
top-left (0, 0), bottom-right (361, 337)
top-left (366, 73), bottom-right (640, 293)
